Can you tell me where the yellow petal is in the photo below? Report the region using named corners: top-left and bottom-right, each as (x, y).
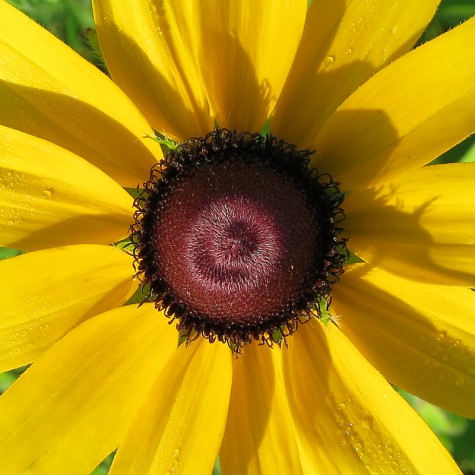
top-left (0, 303), bottom-right (178, 474)
top-left (110, 339), bottom-right (232, 475)
top-left (0, 125), bottom-right (133, 251)
top-left (220, 343), bottom-right (304, 475)
top-left (313, 16), bottom-right (475, 190)
top-left (0, 1), bottom-right (162, 187)
top-left (345, 163), bottom-right (475, 286)
top-left (93, 0), bottom-right (213, 141)
top-left (0, 244), bottom-right (136, 372)
top-left (283, 323), bottom-right (461, 473)
top-left (192, 0), bottom-right (306, 132)
top-left (333, 265), bottom-right (475, 418)
top-left (272, 0), bottom-right (440, 147)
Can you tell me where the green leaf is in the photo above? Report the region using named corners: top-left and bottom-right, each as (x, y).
top-left (0, 247), bottom-right (23, 260)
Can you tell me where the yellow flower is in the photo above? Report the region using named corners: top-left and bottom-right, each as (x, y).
top-left (0, 1), bottom-right (474, 474)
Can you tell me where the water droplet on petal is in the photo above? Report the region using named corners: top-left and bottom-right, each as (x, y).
top-left (41, 187), bottom-right (55, 199)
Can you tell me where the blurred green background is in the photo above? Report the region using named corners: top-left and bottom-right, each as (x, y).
top-left (1, 0), bottom-right (475, 474)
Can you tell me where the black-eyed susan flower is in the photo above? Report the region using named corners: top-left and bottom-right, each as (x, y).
top-left (0, 0), bottom-right (474, 473)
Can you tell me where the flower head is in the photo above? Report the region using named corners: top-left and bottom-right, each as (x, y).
top-left (0, 1), bottom-right (474, 473)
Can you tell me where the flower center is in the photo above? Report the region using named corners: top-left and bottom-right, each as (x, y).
top-left (131, 129), bottom-right (346, 349)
